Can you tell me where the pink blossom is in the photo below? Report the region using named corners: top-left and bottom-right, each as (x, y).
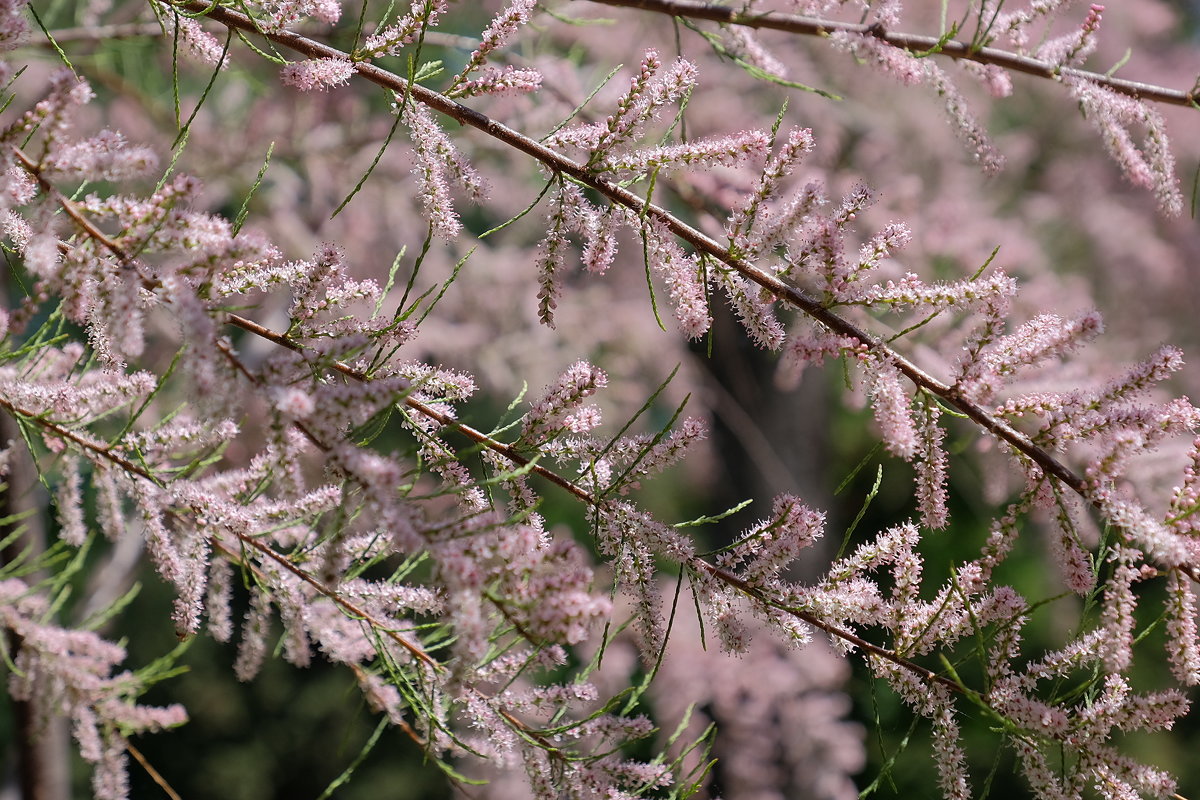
top-left (447, 65), bottom-right (542, 98)
top-left (254, 0), bottom-right (345, 31)
top-left (522, 360), bottom-right (608, 444)
top-left (958, 310), bottom-right (1104, 403)
top-left (399, 101), bottom-right (485, 239)
top-left (280, 57), bottom-right (356, 91)
top-left (829, 33), bottom-right (1004, 173)
top-left (932, 703), bottom-right (971, 800)
top-left (234, 588), bottom-right (273, 682)
top-left (722, 25), bottom-right (788, 78)
top-left (448, 0), bottom-right (537, 94)
top-left (173, 16), bottom-right (228, 68)
top-left (728, 126), bottom-right (816, 255)
top-left (869, 361), bottom-right (917, 460)
top-left (43, 130), bottom-right (157, 181)
top-left (274, 386), bottom-right (315, 418)
top-left (6, 2), bottom-right (1200, 795)
top-left (54, 454), bottom-right (88, 546)
top-left (645, 218), bottom-right (712, 339)
top-left (1037, 4), bottom-right (1104, 68)
top-left (1067, 77), bottom-right (1182, 215)
top-left (580, 205), bottom-right (621, 274)
top-left (714, 270), bottom-right (785, 349)
top-left (994, 0), bottom-right (1077, 50)
top-left (0, 0), bottom-right (27, 51)
top-left (1164, 570), bottom-right (1200, 686)
top-left (734, 494), bottom-right (825, 584)
top-left (862, 270), bottom-right (1018, 313)
top-left (959, 61), bottom-right (1013, 98)
top-left (915, 401), bottom-right (949, 529)
top-left (591, 53), bottom-right (698, 161)
top-left (1099, 546), bottom-right (1143, 673)
top-left (598, 129), bottom-right (771, 175)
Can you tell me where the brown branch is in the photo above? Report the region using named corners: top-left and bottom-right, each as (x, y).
top-left (217, 316), bottom-right (968, 696)
top-left (584, 0), bottom-right (1199, 110)
top-left (346, 664), bottom-right (424, 744)
top-left (221, 313), bottom-right (594, 504)
top-left (180, 0), bottom-right (1092, 515)
top-left (7, 152), bottom-right (449, 669)
top-left (13, 149), bottom-right (134, 267)
top-left (148, 0), bottom-right (1200, 682)
top-left (13, 152), bottom-right (928, 688)
top-left (24, 1), bottom-right (1190, 703)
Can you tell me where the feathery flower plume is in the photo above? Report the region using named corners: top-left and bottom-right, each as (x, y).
top-left (1165, 569), bottom-right (1200, 686)
top-left (1045, 489), bottom-right (1096, 595)
top-left (448, 0), bottom-right (537, 95)
top-left (360, 0), bottom-right (447, 59)
top-left (932, 703), bottom-right (971, 800)
top-left (398, 101), bottom-right (486, 239)
top-left (994, 0), bottom-right (1077, 51)
top-left (580, 205), bottom-right (621, 275)
top-left (234, 588), bottom-right (273, 682)
top-left (0, 0), bottom-right (27, 52)
top-left (43, 130), bottom-right (157, 181)
top-left (777, 323), bottom-right (865, 389)
top-left (280, 57), bottom-right (356, 91)
top-left (829, 32), bottom-right (1004, 173)
top-left (714, 269), bottom-right (785, 349)
top-left (727, 494), bottom-right (824, 585)
top-left (54, 454), bottom-right (88, 546)
top-left (1099, 545), bottom-right (1147, 673)
top-left (958, 61), bottom-right (1013, 99)
top-left (1169, 438), bottom-right (1200, 534)
top-left (727, 127), bottom-right (816, 257)
top-left (957, 310), bottom-right (1104, 403)
top-left (721, 25), bottom-right (789, 78)
top-left (860, 270), bottom-right (1018, 313)
top-left (446, 65), bottom-right (542, 99)
top-left (644, 218), bottom-right (712, 339)
top-left (2, 579), bottom-right (187, 800)
top-left (1067, 76), bottom-right (1182, 215)
top-left (244, 0), bottom-right (343, 31)
top-left (596, 129), bottom-right (771, 176)
top-left (588, 52), bottom-right (698, 163)
top-left (172, 15), bottom-right (228, 68)
top-left (915, 401), bottom-right (949, 530)
top-left (522, 360), bottom-right (608, 445)
top-left (1037, 4), bottom-right (1104, 68)
top-left (869, 360), bottom-right (918, 460)
top-left (534, 183), bottom-right (577, 328)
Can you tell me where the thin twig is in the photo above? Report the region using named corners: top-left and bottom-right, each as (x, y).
top-left (584, 0), bottom-right (1199, 109)
top-left (125, 741), bottom-right (183, 800)
top-left (33, 23), bottom-right (166, 45)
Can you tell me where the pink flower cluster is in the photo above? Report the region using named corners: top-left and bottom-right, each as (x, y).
top-left (3, 2), bottom-right (1200, 799)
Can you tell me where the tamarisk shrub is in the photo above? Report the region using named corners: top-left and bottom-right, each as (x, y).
top-left (1, 0), bottom-right (1199, 798)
